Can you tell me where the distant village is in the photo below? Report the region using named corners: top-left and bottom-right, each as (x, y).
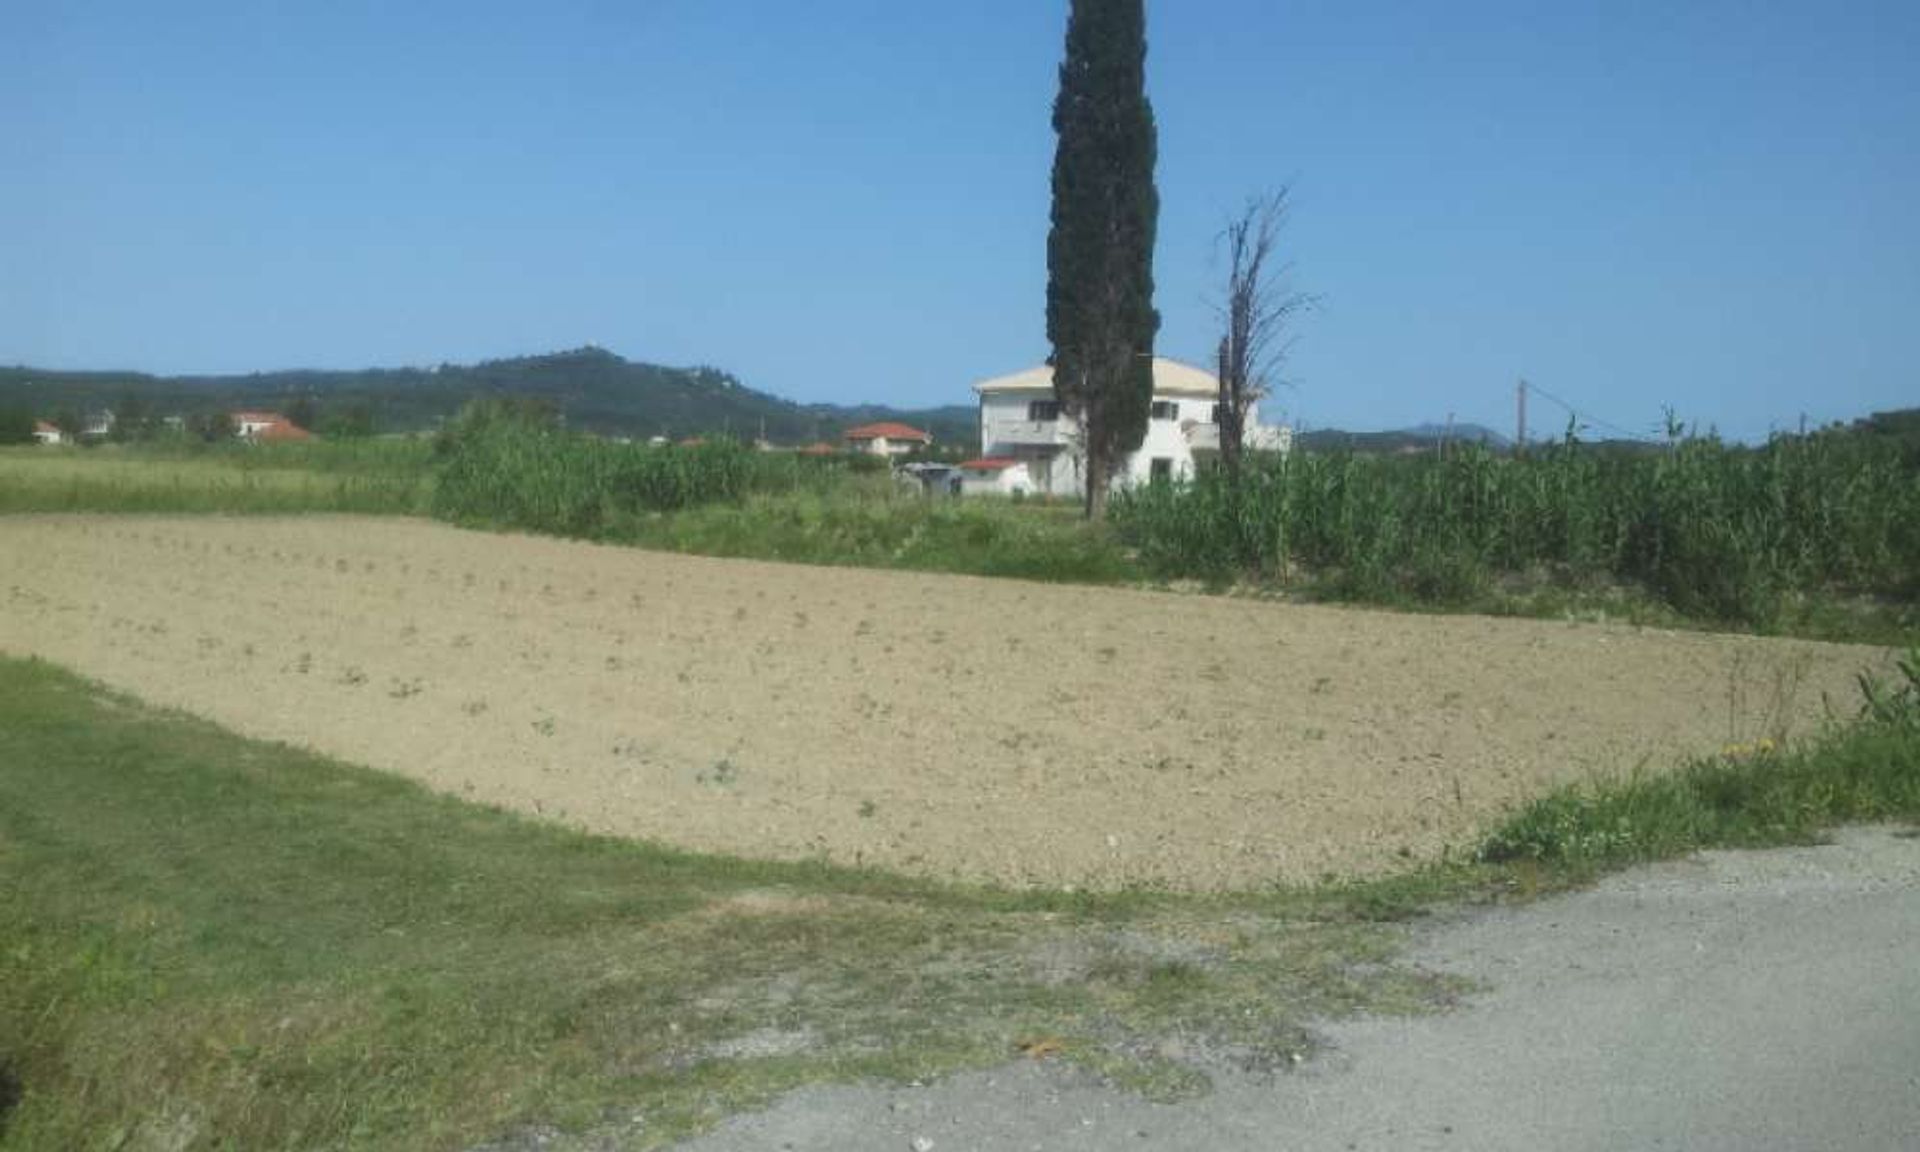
top-left (17, 356), bottom-right (1298, 502)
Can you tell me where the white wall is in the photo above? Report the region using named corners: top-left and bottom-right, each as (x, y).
top-left (959, 462), bottom-right (1033, 496)
top-left (977, 387), bottom-right (1208, 496)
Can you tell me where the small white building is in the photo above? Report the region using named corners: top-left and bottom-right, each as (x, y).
top-left (972, 358), bottom-right (1289, 499)
top-left (842, 422), bottom-right (933, 457)
top-left (32, 420), bottom-right (64, 445)
top-left (955, 457), bottom-right (1034, 497)
top-left (229, 411), bottom-right (313, 443)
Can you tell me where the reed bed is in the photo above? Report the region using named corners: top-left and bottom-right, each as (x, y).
top-left (1110, 431), bottom-right (1920, 627)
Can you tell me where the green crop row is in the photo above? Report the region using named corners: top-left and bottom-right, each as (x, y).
top-left (429, 402), bottom-right (888, 536)
top-left (1110, 430), bottom-right (1920, 627)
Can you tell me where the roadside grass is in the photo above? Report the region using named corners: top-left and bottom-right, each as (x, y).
top-left (1480, 649), bottom-right (1920, 872)
top-left (609, 489), bottom-right (1137, 584)
top-left (0, 443), bottom-right (432, 516)
top-left (0, 656), bottom-right (1466, 1152)
top-left (2, 651), bottom-right (1915, 1148)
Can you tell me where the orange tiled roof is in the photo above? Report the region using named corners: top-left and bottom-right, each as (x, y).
top-left (842, 422), bottom-right (931, 442)
top-left (253, 420), bottom-right (313, 442)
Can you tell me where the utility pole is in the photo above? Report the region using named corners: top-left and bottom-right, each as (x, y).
top-left (1515, 379), bottom-right (1528, 456)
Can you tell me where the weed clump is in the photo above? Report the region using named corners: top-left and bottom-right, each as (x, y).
top-left (1479, 650), bottom-right (1920, 869)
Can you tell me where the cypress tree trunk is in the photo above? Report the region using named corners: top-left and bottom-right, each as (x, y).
top-left (1046, 0), bottom-right (1160, 519)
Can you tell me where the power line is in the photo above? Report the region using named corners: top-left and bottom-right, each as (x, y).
top-left (1521, 380), bottom-right (1662, 444)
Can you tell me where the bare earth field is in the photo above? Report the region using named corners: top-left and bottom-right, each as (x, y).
top-left (0, 515), bottom-right (1890, 890)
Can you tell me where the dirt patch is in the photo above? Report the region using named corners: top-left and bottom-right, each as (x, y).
top-left (0, 515), bottom-right (1891, 891)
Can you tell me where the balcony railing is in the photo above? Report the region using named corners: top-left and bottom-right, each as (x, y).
top-left (986, 420), bottom-right (1071, 446)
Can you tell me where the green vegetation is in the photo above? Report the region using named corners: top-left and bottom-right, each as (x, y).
top-left (1046, 0), bottom-right (1161, 517)
top-left (1480, 649), bottom-right (1920, 871)
top-left (1111, 429), bottom-right (1920, 632)
top-left (0, 656), bottom-right (1458, 1150)
top-left (616, 490), bottom-right (1134, 583)
top-left (429, 401), bottom-right (1131, 583)
top-left (0, 440), bottom-right (433, 516)
top-left (0, 408), bottom-right (34, 445)
top-left (430, 398), bottom-right (879, 529)
top-left (8, 408), bottom-right (1919, 644)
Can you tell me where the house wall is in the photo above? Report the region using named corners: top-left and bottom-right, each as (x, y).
top-left (959, 462), bottom-right (1033, 497)
top-left (848, 436), bottom-right (922, 457)
top-left (978, 387), bottom-right (1216, 496)
top-left (975, 365), bottom-right (1294, 501)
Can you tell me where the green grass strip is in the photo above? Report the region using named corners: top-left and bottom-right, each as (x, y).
top-left (1480, 651), bottom-right (1920, 870)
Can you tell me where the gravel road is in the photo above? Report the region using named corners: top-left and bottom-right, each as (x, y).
top-left (674, 825), bottom-right (1920, 1151)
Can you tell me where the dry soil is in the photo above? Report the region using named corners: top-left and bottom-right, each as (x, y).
top-left (0, 514), bottom-right (1890, 890)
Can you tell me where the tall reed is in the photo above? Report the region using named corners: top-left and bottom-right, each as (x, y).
top-left (1110, 430), bottom-right (1920, 626)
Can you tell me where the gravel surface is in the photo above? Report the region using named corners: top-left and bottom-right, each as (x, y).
top-left (672, 826), bottom-right (1920, 1151)
top-left (0, 514), bottom-right (1890, 890)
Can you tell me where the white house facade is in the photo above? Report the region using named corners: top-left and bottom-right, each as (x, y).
top-left (971, 358), bottom-right (1290, 499)
top-left (32, 421), bottom-right (64, 445)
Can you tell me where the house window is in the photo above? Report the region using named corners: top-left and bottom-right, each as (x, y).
top-left (1150, 457), bottom-right (1173, 483)
top-left (1150, 401), bottom-right (1178, 421)
top-left (1027, 400), bottom-right (1061, 422)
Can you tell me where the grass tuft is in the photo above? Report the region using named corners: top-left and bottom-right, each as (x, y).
top-left (1479, 649), bottom-right (1920, 870)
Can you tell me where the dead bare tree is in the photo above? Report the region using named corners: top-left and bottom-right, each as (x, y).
top-left (1216, 189), bottom-right (1314, 486)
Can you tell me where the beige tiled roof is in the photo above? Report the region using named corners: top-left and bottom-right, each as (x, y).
top-left (973, 357), bottom-right (1219, 398)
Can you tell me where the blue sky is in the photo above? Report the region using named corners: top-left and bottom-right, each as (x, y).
top-left (4, 1), bottom-right (1916, 439)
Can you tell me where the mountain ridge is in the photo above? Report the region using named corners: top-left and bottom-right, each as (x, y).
top-left (0, 346), bottom-right (977, 446)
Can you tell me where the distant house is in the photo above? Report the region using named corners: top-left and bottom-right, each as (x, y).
top-left (80, 411), bottom-right (115, 440)
top-left (898, 460), bottom-right (961, 496)
top-left (797, 441), bottom-right (839, 457)
top-left (843, 422), bottom-right (932, 457)
top-left (956, 457), bottom-right (1033, 497)
top-left (971, 358), bottom-right (1291, 498)
top-left (32, 420), bottom-right (64, 446)
top-left (230, 411), bottom-right (313, 443)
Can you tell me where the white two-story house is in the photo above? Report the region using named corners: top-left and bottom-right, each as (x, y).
top-left (970, 358), bottom-right (1290, 498)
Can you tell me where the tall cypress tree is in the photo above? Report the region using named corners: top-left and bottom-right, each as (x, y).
top-left (1047, 0), bottom-right (1160, 519)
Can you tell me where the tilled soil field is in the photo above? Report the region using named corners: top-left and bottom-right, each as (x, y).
top-left (0, 515), bottom-right (1890, 890)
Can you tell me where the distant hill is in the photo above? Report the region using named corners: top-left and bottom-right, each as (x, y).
top-left (1296, 422), bottom-right (1510, 454)
top-left (0, 347), bottom-right (977, 446)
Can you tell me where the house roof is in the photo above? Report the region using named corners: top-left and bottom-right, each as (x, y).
top-left (958, 457), bottom-right (1023, 472)
top-left (842, 422), bottom-right (932, 442)
top-left (230, 410), bottom-right (287, 424)
top-left (797, 442), bottom-right (839, 456)
top-left (252, 420), bottom-right (313, 442)
top-left (973, 357), bottom-right (1221, 399)
top-left (34, 420), bottom-right (59, 434)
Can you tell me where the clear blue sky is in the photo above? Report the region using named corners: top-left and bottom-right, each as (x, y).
top-left (5, 1), bottom-right (1916, 439)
